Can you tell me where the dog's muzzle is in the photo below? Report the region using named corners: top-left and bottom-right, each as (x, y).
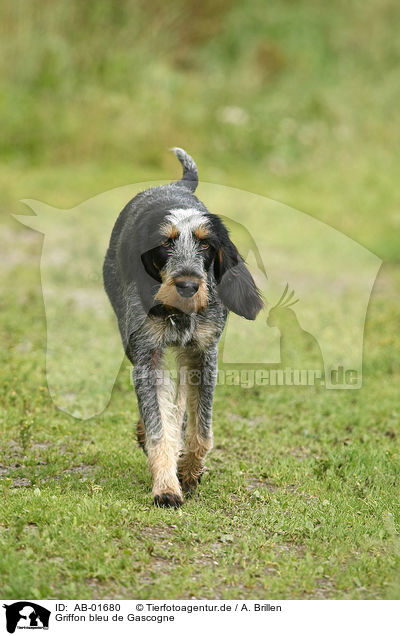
top-left (175, 279), bottom-right (199, 298)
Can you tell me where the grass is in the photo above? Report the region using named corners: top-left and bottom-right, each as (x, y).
top-left (1, 0), bottom-right (400, 599)
top-left (0, 274), bottom-right (399, 598)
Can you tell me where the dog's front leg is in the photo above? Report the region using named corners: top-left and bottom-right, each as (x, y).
top-left (132, 350), bottom-right (183, 508)
top-left (177, 345), bottom-right (217, 494)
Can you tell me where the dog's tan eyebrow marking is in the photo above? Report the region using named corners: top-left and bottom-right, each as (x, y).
top-left (194, 225), bottom-right (209, 240)
top-left (160, 222), bottom-right (179, 239)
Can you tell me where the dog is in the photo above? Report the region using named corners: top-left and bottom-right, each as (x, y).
top-left (103, 148), bottom-right (263, 507)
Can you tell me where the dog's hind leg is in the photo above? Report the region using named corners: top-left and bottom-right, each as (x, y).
top-left (177, 346), bottom-right (217, 495)
top-left (136, 419), bottom-right (147, 453)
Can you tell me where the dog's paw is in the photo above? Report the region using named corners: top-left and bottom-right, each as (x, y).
top-left (153, 492), bottom-right (183, 508)
top-left (178, 470), bottom-right (204, 495)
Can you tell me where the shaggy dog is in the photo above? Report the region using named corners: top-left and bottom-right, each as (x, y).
top-left (103, 148), bottom-right (263, 507)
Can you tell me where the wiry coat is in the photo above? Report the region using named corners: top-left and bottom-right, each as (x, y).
top-left (103, 148), bottom-right (263, 507)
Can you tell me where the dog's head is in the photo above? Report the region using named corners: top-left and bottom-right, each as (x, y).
top-left (119, 149), bottom-right (263, 320)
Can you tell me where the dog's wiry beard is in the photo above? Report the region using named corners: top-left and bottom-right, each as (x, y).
top-left (154, 273), bottom-right (208, 314)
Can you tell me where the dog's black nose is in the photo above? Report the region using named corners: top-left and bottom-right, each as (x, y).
top-left (175, 280), bottom-right (199, 298)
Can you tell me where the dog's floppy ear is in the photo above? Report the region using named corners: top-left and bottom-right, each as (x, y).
top-left (118, 233), bottom-right (161, 314)
top-left (140, 248), bottom-right (162, 284)
top-left (214, 237), bottom-right (263, 320)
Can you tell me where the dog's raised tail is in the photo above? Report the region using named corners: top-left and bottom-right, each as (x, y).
top-left (171, 147), bottom-right (198, 192)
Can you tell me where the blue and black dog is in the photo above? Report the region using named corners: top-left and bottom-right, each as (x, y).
top-left (103, 148), bottom-right (263, 507)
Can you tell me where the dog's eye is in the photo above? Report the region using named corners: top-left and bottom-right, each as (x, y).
top-left (200, 242), bottom-right (209, 250)
top-left (161, 238), bottom-right (173, 247)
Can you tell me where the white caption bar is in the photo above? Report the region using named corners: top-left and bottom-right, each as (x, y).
top-left (1, 599), bottom-right (398, 636)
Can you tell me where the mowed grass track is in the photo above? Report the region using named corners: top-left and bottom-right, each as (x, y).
top-left (1, 0), bottom-right (400, 599)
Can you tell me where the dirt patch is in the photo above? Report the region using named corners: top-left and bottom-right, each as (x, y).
top-left (0, 462), bottom-right (23, 476)
top-left (139, 555), bottom-right (176, 586)
top-left (144, 525), bottom-right (176, 542)
top-left (12, 477), bottom-right (32, 488)
top-left (63, 463), bottom-right (93, 476)
top-left (1, 458), bottom-right (94, 487)
top-left (226, 412), bottom-right (266, 428)
top-left (134, 525), bottom-right (181, 587)
top-left (248, 478), bottom-right (279, 492)
top-left (24, 523), bottom-right (39, 534)
top-left (313, 576), bottom-right (336, 599)
top-left (37, 463), bottom-right (95, 484)
top-left (289, 445), bottom-right (312, 460)
top-left (274, 542), bottom-right (306, 559)
top-left (247, 477), bottom-right (318, 505)
top-left (32, 441), bottom-right (52, 450)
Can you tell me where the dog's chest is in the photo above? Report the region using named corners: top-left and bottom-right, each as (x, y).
top-left (146, 313), bottom-right (218, 349)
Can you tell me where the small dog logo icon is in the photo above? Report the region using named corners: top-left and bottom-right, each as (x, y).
top-left (2, 602), bottom-right (50, 634)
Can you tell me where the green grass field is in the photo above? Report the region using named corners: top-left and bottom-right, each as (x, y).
top-left (1, 0), bottom-right (400, 599)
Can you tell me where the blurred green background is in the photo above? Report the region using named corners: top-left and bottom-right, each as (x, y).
top-left (1, 0), bottom-right (400, 261)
